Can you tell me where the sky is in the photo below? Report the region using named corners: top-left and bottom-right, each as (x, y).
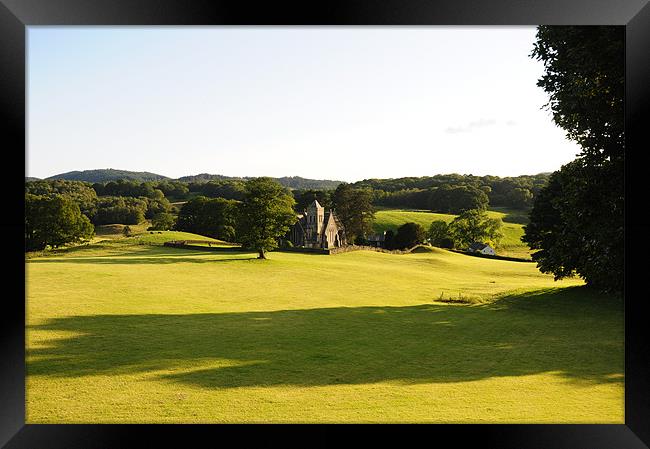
top-left (27, 26), bottom-right (582, 182)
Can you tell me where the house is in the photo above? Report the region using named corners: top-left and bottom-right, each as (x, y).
top-left (365, 231), bottom-right (386, 248)
top-left (467, 242), bottom-right (496, 256)
top-left (288, 200), bottom-right (347, 249)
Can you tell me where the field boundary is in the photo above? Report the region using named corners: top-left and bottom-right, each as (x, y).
top-left (163, 240), bottom-right (243, 252)
top-left (448, 249), bottom-right (534, 263)
top-left (277, 244), bottom-right (426, 255)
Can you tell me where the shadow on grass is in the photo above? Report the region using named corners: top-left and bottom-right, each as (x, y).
top-left (27, 287), bottom-right (623, 389)
top-left (27, 247), bottom-right (259, 264)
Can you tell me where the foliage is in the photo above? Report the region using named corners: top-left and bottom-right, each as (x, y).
top-left (236, 177), bottom-right (297, 258)
top-left (524, 26), bottom-right (624, 292)
top-left (391, 222), bottom-right (426, 249)
top-left (92, 179), bottom-right (166, 200)
top-left (149, 213), bottom-right (177, 231)
top-left (155, 181), bottom-right (190, 199)
top-left (25, 180), bottom-right (98, 218)
top-left (25, 193), bottom-right (94, 251)
top-left (428, 184), bottom-right (488, 214)
top-left (356, 173), bottom-right (549, 211)
top-left (522, 160), bottom-right (623, 290)
top-left (141, 196), bottom-right (172, 219)
top-left (187, 180), bottom-right (247, 201)
top-left (428, 220), bottom-right (450, 247)
top-left (331, 183), bottom-right (375, 242)
top-left (92, 196), bottom-right (148, 225)
top-left (175, 196), bottom-right (238, 241)
top-left (293, 189), bottom-right (333, 212)
top-left (532, 26), bottom-right (624, 166)
top-left (447, 209), bottom-right (503, 250)
top-left (47, 169), bottom-right (169, 183)
top-left (179, 173), bottom-right (341, 190)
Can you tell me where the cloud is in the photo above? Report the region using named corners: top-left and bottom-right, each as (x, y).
top-left (444, 118), bottom-right (499, 134)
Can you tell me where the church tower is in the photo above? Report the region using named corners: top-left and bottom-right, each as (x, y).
top-left (306, 200), bottom-right (325, 243)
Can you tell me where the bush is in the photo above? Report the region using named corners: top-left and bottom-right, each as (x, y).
top-left (393, 222), bottom-right (426, 249)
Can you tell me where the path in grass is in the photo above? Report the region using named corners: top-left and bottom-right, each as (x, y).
top-left (25, 242), bottom-right (622, 423)
top-left (373, 209), bottom-right (532, 259)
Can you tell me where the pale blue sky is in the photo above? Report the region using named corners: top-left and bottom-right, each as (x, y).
top-left (27, 26), bottom-right (581, 182)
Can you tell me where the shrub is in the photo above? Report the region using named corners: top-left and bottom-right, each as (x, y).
top-left (393, 222), bottom-right (426, 249)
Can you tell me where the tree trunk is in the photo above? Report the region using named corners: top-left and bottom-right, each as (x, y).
top-left (258, 249), bottom-right (266, 259)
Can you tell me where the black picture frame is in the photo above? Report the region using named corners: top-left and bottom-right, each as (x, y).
top-left (2, 0), bottom-right (649, 447)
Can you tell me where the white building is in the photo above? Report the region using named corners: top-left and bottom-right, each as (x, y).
top-left (467, 242), bottom-right (496, 256)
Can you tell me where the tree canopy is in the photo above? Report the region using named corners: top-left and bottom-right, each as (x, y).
top-left (391, 222), bottom-right (426, 250)
top-left (175, 196), bottom-right (238, 241)
top-left (236, 178), bottom-right (297, 259)
top-left (428, 220), bottom-right (452, 248)
top-left (524, 26), bottom-right (624, 292)
top-left (448, 209), bottom-right (503, 250)
top-left (331, 184), bottom-right (375, 243)
top-left (25, 194), bottom-right (94, 251)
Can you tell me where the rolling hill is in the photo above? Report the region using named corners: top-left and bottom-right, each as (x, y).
top-left (46, 169), bottom-right (342, 190)
top-left (25, 236), bottom-right (622, 423)
top-left (47, 169), bottom-right (170, 183)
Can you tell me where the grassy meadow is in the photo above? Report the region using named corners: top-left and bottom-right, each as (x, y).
top-left (373, 208), bottom-right (532, 259)
top-left (25, 232), bottom-right (623, 423)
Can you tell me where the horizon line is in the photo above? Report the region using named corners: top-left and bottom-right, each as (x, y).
top-left (26, 167), bottom-right (554, 183)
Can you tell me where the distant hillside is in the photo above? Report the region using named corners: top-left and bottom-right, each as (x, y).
top-left (47, 169), bottom-right (170, 183)
top-left (176, 173), bottom-right (239, 183)
top-left (177, 174), bottom-right (342, 190)
top-left (26, 177), bottom-right (41, 182)
top-left (274, 176), bottom-right (341, 190)
top-left (45, 169), bottom-right (343, 190)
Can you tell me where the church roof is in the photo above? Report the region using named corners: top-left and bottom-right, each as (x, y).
top-left (309, 199), bottom-right (322, 209)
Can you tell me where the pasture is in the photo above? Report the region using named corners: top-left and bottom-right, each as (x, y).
top-left (373, 208), bottom-right (533, 259)
top-left (25, 234), bottom-right (623, 423)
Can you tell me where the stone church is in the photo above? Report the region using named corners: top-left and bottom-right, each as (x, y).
top-left (288, 200), bottom-right (347, 249)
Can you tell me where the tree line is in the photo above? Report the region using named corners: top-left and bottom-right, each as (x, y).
top-left (25, 172), bottom-right (513, 254)
top-left (24, 177), bottom-right (378, 255)
top-left (31, 172), bottom-right (549, 213)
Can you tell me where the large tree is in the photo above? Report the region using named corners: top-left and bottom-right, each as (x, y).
top-left (237, 177), bottom-right (297, 259)
top-left (523, 26), bottom-right (624, 292)
top-left (25, 193), bottom-right (94, 251)
top-left (448, 209), bottom-right (503, 250)
top-left (331, 183), bottom-right (375, 243)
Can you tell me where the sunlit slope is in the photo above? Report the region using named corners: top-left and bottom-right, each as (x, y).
top-left (373, 209), bottom-right (532, 259)
top-left (25, 244), bottom-right (622, 423)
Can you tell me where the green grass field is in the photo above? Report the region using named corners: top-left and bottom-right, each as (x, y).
top-left (25, 233), bottom-right (623, 423)
top-left (373, 209), bottom-right (532, 259)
